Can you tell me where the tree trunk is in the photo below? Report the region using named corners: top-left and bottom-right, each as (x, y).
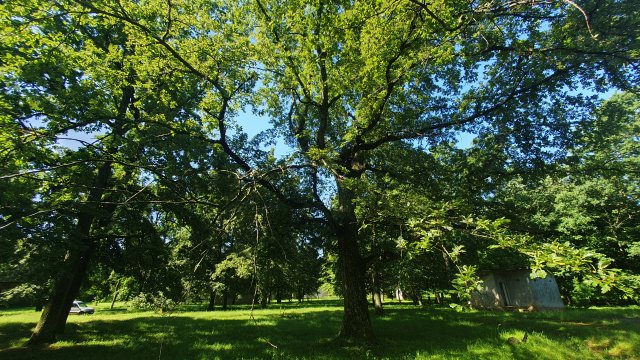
top-left (207, 290), bottom-right (217, 311)
top-left (55, 242), bottom-right (97, 333)
top-left (110, 279), bottom-right (122, 310)
top-left (29, 161), bottom-right (112, 344)
top-left (372, 290), bottom-right (383, 316)
top-left (28, 261), bottom-right (78, 344)
top-left (371, 272), bottom-right (383, 316)
top-left (28, 84), bottom-right (133, 345)
top-left (335, 180), bottom-right (375, 343)
top-left (260, 292), bottom-right (268, 309)
top-left (411, 288), bottom-right (423, 306)
top-left (222, 289), bottom-right (228, 310)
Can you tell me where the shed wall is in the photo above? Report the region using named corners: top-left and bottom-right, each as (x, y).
top-left (471, 270), bottom-right (564, 310)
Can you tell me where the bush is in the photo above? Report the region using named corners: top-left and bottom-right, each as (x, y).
top-left (0, 283), bottom-right (46, 308)
top-left (129, 291), bottom-right (179, 314)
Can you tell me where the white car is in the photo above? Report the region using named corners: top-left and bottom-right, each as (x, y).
top-left (69, 300), bottom-right (95, 315)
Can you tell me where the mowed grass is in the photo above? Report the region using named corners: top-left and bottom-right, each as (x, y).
top-left (0, 300), bottom-right (638, 359)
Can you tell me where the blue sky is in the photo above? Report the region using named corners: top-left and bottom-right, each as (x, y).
top-left (236, 111), bottom-right (477, 158)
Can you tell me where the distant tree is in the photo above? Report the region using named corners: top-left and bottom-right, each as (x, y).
top-left (490, 93), bottom-right (640, 305)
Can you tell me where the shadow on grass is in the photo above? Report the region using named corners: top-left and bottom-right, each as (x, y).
top-left (0, 322), bottom-right (34, 350)
top-left (179, 298), bottom-right (346, 312)
top-left (0, 309), bottom-right (345, 360)
top-left (1, 306), bottom-right (638, 359)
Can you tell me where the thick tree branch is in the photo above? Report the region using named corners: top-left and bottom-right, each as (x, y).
top-left (353, 65), bottom-right (574, 153)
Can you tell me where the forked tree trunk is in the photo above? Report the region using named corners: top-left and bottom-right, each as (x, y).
top-left (28, 258), bottom-right (79, 344)
top-left (28, 85), bottom-right (132, 345)
top-left (29, 162), bottom-right (113, 344)
top-left (335, 181), bottom-right (375, 342)
top-left (54, 241), bottom-right (97, 333)
top-left (110, 279), bottom-right (122, 310)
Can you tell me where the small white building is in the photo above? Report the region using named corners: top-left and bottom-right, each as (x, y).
top-left (471, 270), bottom-right (564, 310)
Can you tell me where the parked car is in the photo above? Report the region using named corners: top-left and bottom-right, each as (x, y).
top-left (69, 300), bottom-right (94, 315)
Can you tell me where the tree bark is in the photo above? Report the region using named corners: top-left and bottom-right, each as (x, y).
top-left (110, 279), bottom-right (122, 310)
top-left (371, 271), bottom-right (383, 316)
top-left (29, 162), bottom-right (112, 344)
top-left (335, 180), bottom-right (375, 343)
top-left (207, 289), bottom-right (217, 311)
top-left (28, 259), bottom-right (78, 344)
top-left (222, 289), bottom-right (228, 310)
top-left (28, 84), bottom-right (132, 345)
top-left (54, 241), bottom-right (97, 333)
top-left (260, 292), bottom-right (268, 309)
top-left (372, 290), bottom-right (383, 316)
top-left (411, 288), bottom-right (423, 306)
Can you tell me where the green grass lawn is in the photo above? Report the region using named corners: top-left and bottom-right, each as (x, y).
top-left (0, 301), bottom-right (638, 359)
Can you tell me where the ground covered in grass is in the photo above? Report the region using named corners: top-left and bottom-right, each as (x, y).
top-left (0, 301), bottom-right (638, 359)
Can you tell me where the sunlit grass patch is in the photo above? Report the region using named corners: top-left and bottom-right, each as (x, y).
top-left (453, 320), bottom-right (481, 327)
top-left (607, 341), bottom-right (634, 357)
top-left (49, 338), bottom-right (130, 349)
top-left (0, 302), bottom-right (638, 359)
top-left (193, 342), bottom-right (233, 351)
top-left (586, 338), bottom-right (612, 352)
top-left (498, 329), bottom-right (527, 342)
top-left (464, 340), bottom-right (506, 359)
top-left (594, 331), bottom-right (640, 359)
